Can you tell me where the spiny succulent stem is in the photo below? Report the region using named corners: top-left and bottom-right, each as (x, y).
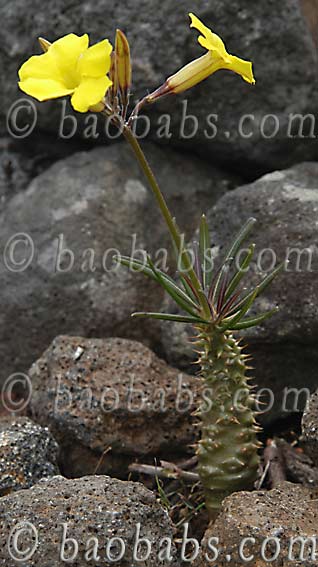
top-left (196, 325), bottom-right (261, 518)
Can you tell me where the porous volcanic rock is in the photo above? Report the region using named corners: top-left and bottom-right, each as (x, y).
top-left (195, 482), bottom-right (318, 567)
top-left (302, 389), bottom-right (318, 467)
top-left (0, 474), bottom-right (178, 567)
top-left (0, 416), bottom-right (59, 496)
top-left (29, 336), bottom-right (200, 477)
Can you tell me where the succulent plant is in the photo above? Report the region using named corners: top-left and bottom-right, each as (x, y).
top-left (115, 216), bottom-right (281, 517)
top-left (18, 11), bottom-right (281, 519)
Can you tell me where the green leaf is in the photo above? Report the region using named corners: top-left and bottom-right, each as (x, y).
top-left (209, 217), bottom-right (256, 308)
top-left (219, 288), bottom-right (258, 331)
top-left (210, 262), bottom-right (230, 308)
top-left (224, 217), bottom-right (256, 264)
top-left (230, 307), bottom-right (279, 330)
top-left (179, 273), bottom-right (198, 303)
top-left (131, 312), bottom-right (208, 324)
top-left (114, 255), bottom-right (199, 314)
top-left (255, 262), bottom-right (284, 296)
top-left (199, 214), bottom-right (212, 289)
top-left (224, 243), bottom-right (255, 302)
top-left (147, 255), bottom-right (200, 317)
top-left (225, 262), bottom-right (284, 318)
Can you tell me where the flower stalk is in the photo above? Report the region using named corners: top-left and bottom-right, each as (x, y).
top-left (121, 124), bottom-right (208, 309)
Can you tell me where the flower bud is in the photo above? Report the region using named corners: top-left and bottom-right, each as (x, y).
top-left (38, 37), bottom-right (51, 53)
top-left (115, 29), bottom-right (132, 105)
top-left (89, 101), bottom-right (105, 113)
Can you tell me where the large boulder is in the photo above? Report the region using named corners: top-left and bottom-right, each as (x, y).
top-left (0, 475), bottom-right (178, 566)
top-left (196, 482), bottom-right (318, 567)
top-left (0, 141), bottom-right (232, 386)
top-left (2, 0), bottom-right (318, 172)
top-left (29, 336), bottom-right (200, 477)
top-left (162, 162), bottom-right (318, 424)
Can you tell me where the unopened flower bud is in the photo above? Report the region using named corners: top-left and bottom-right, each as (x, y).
top-left (115, 29), bottom-right (132, 105)
top-left (38, 37), bottom-right (51, 53)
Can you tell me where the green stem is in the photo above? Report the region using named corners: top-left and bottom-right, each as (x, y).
top-left (122, 125), bottom-right (208, 312)
top-left (123, 126), bottom-right (180, 248)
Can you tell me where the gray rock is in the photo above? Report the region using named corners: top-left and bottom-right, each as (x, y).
top-left (162, 162), bottom-right (318, 424)
top-left (0, 416), bottom-right (59, 496)
top-left (2, 0), bottom-right (317, 171)
top-left (29, 335), bottom-right (200, 477)
top-left (0, 475), bottom-right (178, 567)
top-left (302, 389), bottom-right (318, 466)
top-left (0, 141), bottom-right (232, 386)
top-left (0, 138), bottom-right (35, 209)
top-left (0, 136), bottom-right (97, 210)
top-left (195, 482), bottom-right (318, 567)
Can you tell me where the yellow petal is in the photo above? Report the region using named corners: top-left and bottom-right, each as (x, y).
top-left (18, 52), bottom-right (62, 82)
top-left (18, 78), bottom-right (73, 101)
top-left (71, 76), bottom-right (112, 112)
top-left (49, 33), bottom-right (89, 85)
top-left (225, 55), bottom-right (255, 84)
top-left (189, 12), bottom-right (228, 59)
top-left (78, 39), bottom-right (112, 77)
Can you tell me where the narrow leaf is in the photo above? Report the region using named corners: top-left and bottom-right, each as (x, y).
top-left (224, 243), bottom-right (255, 302)
top-left (115, 255), bottom-right (199, 312)
top-left (224, 217), bottom-right (257, 264)
top-left (225, 263), bottom-right (284, 318)
top-left (210, 218), bottom-right (256, 307)
top-left (255, 263), bottom-right (284, 296)
top-left (219, 288), bottom-right (258, 331)
top-left (210, 262), bottom-right (230, 308)
top-left (179, 273), bottom-right (198, 303)
top-left (147, 255), bottom-right (200, 317)
top-left (131, 312), bottom-right (208, 324)
top-left (199, 214), bottom-right (212, 289)
top-left (193, 241), bottom-right (203, 286)
top-left (230, 308), bottom-right (279, 330)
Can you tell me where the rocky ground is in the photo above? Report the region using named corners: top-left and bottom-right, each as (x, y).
top-left (1, 0), bottom-right (318, 565)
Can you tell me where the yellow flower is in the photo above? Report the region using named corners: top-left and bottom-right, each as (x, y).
top-left (18, 34), bottom-right (113, 113)
top-left (147, 13), bottom-right (255, 102)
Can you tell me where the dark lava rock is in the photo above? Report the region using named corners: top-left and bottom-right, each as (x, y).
top-left (29, 336), bottom-right (200, 477)
top-left (196, 482), bottom-right (318, 567)
top-left (0, 474), bottom-right (178, 567)
top-left (0, 416), bottom-right (59, 496)
top-left (162, 162), bottom-right (318, 424)
top-left (0, 141), bottom-right (232, 387)
top-left (275, 438), bottom-right (318, 488)
top-left (302, 389), bottom-right (318, 467)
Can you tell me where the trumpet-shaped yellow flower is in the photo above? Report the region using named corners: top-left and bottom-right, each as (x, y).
top-left (18, 34), bottom-right (113, 113)
top-left (147, 13), bottom-right (255, 103)
top-left (188, 13), bottom-right (255, 85)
